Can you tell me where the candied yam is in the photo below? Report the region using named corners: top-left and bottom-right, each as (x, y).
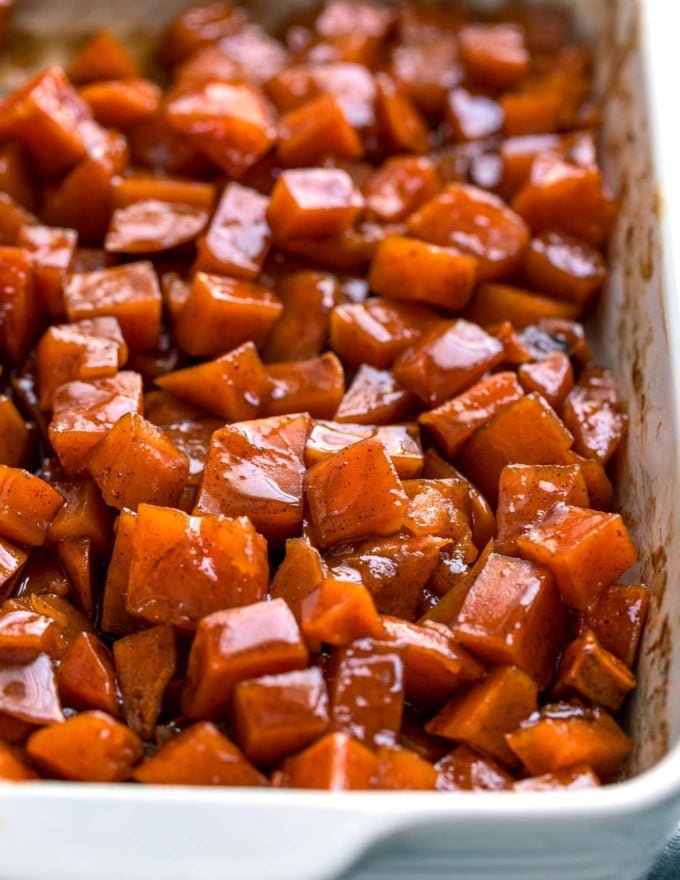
top-left (194, 182), bottom-right (270, 280)
top-left (458, 23), bottom-right (529, 90)
top-left (27, 710), bottom-right (142, 782)
top-left (155, 342), bottom-right (269, 421)
top-left (162, 3), bottom-right (249, 66)
top-left (335, 365), bottom-right (414, 425)
top-left (86, 413), bottom-right (189, 510)
top-left (562, 368), bottom-right (626, 466)
top-left (375, 745), bottom-right (437, 790)
top-left (105, 199), bottom-right (209, 254)
top-left (0, 467), bottom-right (65, 547)
top-left (330, 297), bottom-right (440, 370)
top-left (466, 282), bottom-right (581, 329)
top-left (423, 539), bottom-right (495, 626)
top-left (165, 81), bottom-right (276, 177)
top-left (496, 463), bottom-right (589, 555)
top-left (393, 319), bottom-right (504, 407)
top-left (270, 537), bottom-right (327, 623)
top-left (263, 271), bottom-right (339, 363)
top-left (458, 393), bottom-right (574, 505)
top-left (374, 73), bottom-right (429, 155)
top-left (45, 479), bottom-right (112, 551)
top-left (407, 183), bottom-right (529, 281)
top-left (582, 584), bottom-right (649, 668)
top-left (0, 193), bottom-right (37, 246)
top-left (194, 414), bottom-right (311, 543)
top-left (182, 599), bottom-right (308, 718)
top-left (426, 666), bottom-right (538, 766)
top-left (307, 422), bottom-right (422, 478)
top-left (364, 156), bottom-right (439, 224)
top-left (304, 436), bottom-right (408, 547)
top-left (48, 372), bottom-right (143, 478)
top-left (513, 765), bottom-right (600, 791)
top-left (264, 353), bottom-right (344, 419)
top-left (0, 609), bottom-right (58, 662)
top-left (174, 272), bottom-right (282, 357)
top-left (506, 702), bottom-right (632, 777)
top-left (55, 536), bottom-right (96, 617)
top-left (402, 479), bottom-right (475, 550)
top-left (518, 351), bottom-right (574, 409)
top-left (41, 154), bottom-right (117, 245)
top-left (389, 38), bottom-right (462, 116)
top-left (113, 625), bottom-right (176, 739)
top-left (0, 742), bottom-right (38, 780)
top-left (0, 653), bottom-right (63, 724)
top-left (369, 235), bottom-right (476, 312)
top-left (301, 577), bottom-right (385, 645)
top-left (67, 29), bottom-right (140, 83)
top-left (20, 594), bottom-right (92, 660)
top-left (277, 94), bottom-right (362, 167)
top-left (64, 262), bottom-right (162, 350)
top-left (446, 87), bottom-right (503, 142)
top-left (233, 667), bottom-right (329, 765)
top-left (562, 450), bottom-right (613, 511)
top-left (281, 731), bottom-right (377, 790)
top-left (0, 142), bottom-right (37, 211)
top-left (435, 745), bottom-right (513, 791)
top-left (79, 78), bottom-right (160, 129)
top-left (454, 552), bottom-right (568, 687)
top-left (0, 538), bottom-right (27, 594)
top-left (211, 24), bottom-right (290, 84)
top-left (127, 505), bottom-right (269, 631)
top-left (554, 628), bottom-right (636, 711)
top-left (56, 631), bottom-right (120, 716)
top-left (419, 371), bottom-right (524, 459)
top-left (0, 396), bottom-right (30, 467)
top-left (267, 168), bottom-right (363, 241)
top-left (500, 88), bottom-right (562, 137)
top-left (100, 510), bottom-right (141, 637)
top-left (524, 231), bottom-right (606, 306)
top-left (16, 224), bottom-right (78, 317)
top-left (134, 721), bottom-right (266, 786)
top-left (0, 246), bottom-right (40, 365)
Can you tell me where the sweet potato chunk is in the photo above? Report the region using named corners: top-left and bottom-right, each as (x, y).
top-left (105, 197), bottom-right (209, 254)
top-left (466, 282), bottom-right (581, 329)
top-left (270, 537), bottom-right (327, 623)
top-left (458, 24), bottom-right (529, 90)
top-left (267, 168), bottom-right (364, 241)
top-left (364, 156), bottom-right (439, 224)
top-left (554, 629), bottom-right (636, 710)
top-left (233, 667), bottom-right (329, 765)
top-left (582, 584), bottom-right (648, 667)
top-left (264, 354), bottom-right (345, 419)
top-left (277, 94), bottom-right (362, 166)
top-left (45, 479), bottom-right (112, 551)
top-left (161, 3), bottom-right (249, 66)
top-left (67, 29), bottom-right (140, 83)
top-left (0, 246), bottom-right (40, 365)
top-left (524, 231), bottom-right (606, 306)
top-left (435, 745), bottom-right (513, 791)
top-left (517, 505), bottom-right (637, 611)
top-left (518, 351), bottom-right (574, 409)
top-left (280, 731), bottom-right (377, 790)
top-left (86, 413), bottom-right (189, 511)
top-left (375, 745), bottom-right (437, 790)
top-left (0, 467), bottom-right (64, 547)
top-left (304, 436), bottom-right (408, 547)
top-left (0, 396), bottom-right (30, 468)
top-left (182, 599), bottom-right (308, 718)
top-left (446, 87), bottom-right (503, 142)
top-left (375, 73), bottom-right (430, 155)
top-left (562, 368), bottom-right (626, 466)
top-left (56, 631), bottom-right (120, 716)
top-left (0, 742), bottom-right (38, 781)
top-left (263, 271), bottom-right (339, 363)
top-left (301, 577), bottom-right (385, 645)
top-left (80, 79), bottom-right (160, 130)
top-left (27, 710), bottom-right (142, 782)
top-left (0, 609), bottom-right (58, 662)
top-left (0, 654), bottom-right (63, 724)
top-left (194, 414), bottom-right (311, 543)
top-left (388, 38), bottom-right (461, 116)
top-left (133, 722), bottom-right (266, 786)
top-left (306, 421), bottom-right (422, 478)
top-left (100, 511), bottom-right (141, 637)
top-left (17, 224), bottom-right (78, 317)
top-left (55, 536), bottom-right (96, 616)
top-left (126, 505), bottom-right (269, 631)
top-left (335, 365), bottom-right (415, 425)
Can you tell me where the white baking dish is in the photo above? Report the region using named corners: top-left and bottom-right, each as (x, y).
top-left (1, 1), bottom-right (679, 879)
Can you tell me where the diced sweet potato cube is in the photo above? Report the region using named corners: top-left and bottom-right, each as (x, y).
top-left (512, 765), bottom-right (600, 791)
top-left (270, 537), bottom-right (327, 623)
top-left (375, 73), bottom-right (429, 155)
top-left (174, 272), bottom-right (281, 357)
top-left (0, 246), bottom-right (40, 365)
top-left (458, 393), bottom-right (574, 505)
top-left (0, 467), bottom-right (64, 547)
top-left (554, 629), bottom-right (636, 710)
top-left (67, 28), bottom-right (140, 83)
top-left (0, 653), bottom-right (63, 724)
top-left (419, 372), bottom-right (523, 459)
top-left (499, 87), bottom-right (561, 137)
top-left (0, 396), bottom-right (30, 468)
top-left (27, 710), bottom-right (142, 782)
top-left (466, 282), bottom-right (581, 329)
top-left (301, 577), bottom-right (386, 645)
top-left (0, 141), bottom-right (37, 210)
top-left (134, 722), bottom-right (266, 786)
top-left (407, 183), bottom-right (529, 281)
top-left (194, 183), bottom-right (270, 279)
top-left (506, 702), bottom-right (632, 777)
top-left (393, 319), bottom-right (504, 407)
top-left (79, 79), bottom-right (160, 129)
top-left (375, 746), bottom-right (437, 790)
top-left (0, 609), bottom-right (58, 662)
top-left (281, 731), bottom-right (377, 790)
top-left (458, 24), bottom-right (529, 90)
top-left (263, 271), bottom-right (339, 363)
top-left (113, 625), bottom-right (176, 739)
top-left (264, 353), bottom-right (345, 419)
top-left (19, 594), bottom-right (92, 660)
top-left (41, 153), bottom-right (118, 245)
top-left (45, 479), bottom-right (113, 551)
top-left (562, 450), bottom-right (613, 511)
top-left (388, 38), bottom-right (462, 116)
top-left (100, 511), bottom-right (141, 637)
top-left (155, 342), bottom-right (269, 421)
top-left (0, 193), bottom-right (37, 246)
top-left (496, 463), bottom-right (589, 555)
top-left (582, 584), bottom-right (649, 667)
top-left (0, 742), bottom-right (38, 781)
top-left (64, 262), bottom-right (162, 350)
top-left (194, 414), bottom-right (310, 543)
top-left (48, 372), bottom-right (144, 477)
top-left (86, 413), bottom-right (189, 511)
top-left (562, 368), bottom-right (626, 466)
top-left (165, 81), bottom-right (276, 177)
top-left (56, 631), bottom-right (120, 716)
top-left (524, 232), bottom-right (606, 305)
top-left (233, 667), bottom-right (329, 765)
top-left (446, 87), bottom-right (503, 142)
top-left (454, 552), bottom-right (568, 687)
top-left (174, 42), bottom-right (243, 85)
top-left (335, 365), bottom-right (414, 425)
top-left (55, 536), bottom-right (96, 617)
top-left (304, 436), bottom-right (408, 547)
top-left (435, 745), bottom-right (513, 791)
top-left (382, 617), bottom-right (483, 707)
top-left (402, 479), bottom-right (474, 550)
top-left (209, 24), bottom-right (290, 84)
top-left (277, 94), bottom-right (362, 167)
top-left (364, 156), bottom-right (439, 224)
top-left (426, 665), bottom-right (538, 766)
top-left (16, 224), bottom-right (78, 317)
top-left (127, 505), bottom-right (269, 631)
top-left (161, 3), bottom-right (249, 66)
top-left (182, 599), bottom-right (308, 718)
top-left (518, 351), bottom-right (574, 409)
top-left (105, 199), bottom-right (209, 254)
top-left (267, 168), bottom-right (364, 241)
top-left (330, 297), bottom-right (440, 370)
top-left (517, 505), bottom-right (637, 611)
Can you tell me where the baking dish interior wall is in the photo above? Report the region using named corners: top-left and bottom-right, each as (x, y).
top-left (5, 0), bottom-right (676, 779)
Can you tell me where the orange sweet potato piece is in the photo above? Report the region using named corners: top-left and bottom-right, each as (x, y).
top-left (426, 665), bottom-right (538, 766)
top-left (0, 141), bottom-right (37, 210)
top-left (458, 393), bottom-right (574, 505)
top-left (155, 342), bottom-right (269, 421)
top-left (304, 436), bottom-right (408, 548)
top-left (500, 87), bottom-right (562, 138)
top-left (233, 667), bottom-right (329, 765)
top-left (79, 79), bottom-right (160, 129)
top-left (517, 505), bottom-right (637, 612)
top-left (582, 584), bottom-right (649, 668)
top-left (419, 372), bottom-right (523, 459)
top-left (435, 744), bottom-right (513, 791)
top-left (458, 23), bottom-right (528, 90)
top-left (0, 742), bottom-right (38, 781)
top-left (16, 224), bottom-right (77, 317)
top-left (518, 351), bottom-right (574, 409)
top-left (267, 168), bottom-right (364, 241)
top-left (28, 710), bottom-right (142, 781)
top-left (100, 510), bottom-right (141, 637)
top-left (465, 282), bottom-right (581, 329)
top-left (454, 552), bottom-right (568, 687)
top-left (334, 365), bottom-right (415, 425)
top-left (374, 73), bottom-right (429, 155)
top-left (0, 396), bottom-right (30, 468)
top-left (375, 745), bottom-right (437, 790)
top-left (263, 271), bottom-right (339, 363)
top-left (407, 183), bottom-right (529, 282)
top-left (506, 702), bottom-right (632, 777)
top-left (113, 625), bottom-right (176, 739)
top-left (64, 262), bottom-right (162, 350)
top-left (445, 87), bottom-right (503, 142)
top-left (388, 38), bottom-right (461, 117)
top-left (45, 479), bottom-right (113, 551)
top-left (553, 628), bottom-right (636, 710)
top-left (270, 537), bottom-right (327, 623)
top-left (105, 198), bottom-right (209, 254)
top-left (194, 414), bottom-right (311, 543)
top-left (205, 24), bottom-right (289, 84)
top-left (67, 29), bottom-right (140, 83)
top-left (0, 246), bottom-right (40, 365)
top-left (523, 231), bottom-right (606, 306)
top-left (0, 467), bottom-right (64, 547)
top-left (182, 599), bottom-right (308, 718)
top-left (393, 319), bottom-right (504, 407)
top-left (513, 765), bottom-right (600, 791)
top-left (134, 722), bottom-right (266, 786)
top-left (495, 463), bottom-right (589, 555)
top-left (0, 609), bottom-right (58, 662)
top-left (306, 421), bottom-right (422, 478)
top-left (562, 368), bottom-right (626, 466)
top-left (86, 413), bottom-right (189, 510)
top-left (364, 156), bottom-right (439, 224)
top-left (56, 631), bottom-right (121, 716)
top-left (264, 353), bottom-right (345, 419)
top-left (277, 94), bottom-right (362, 167)
top-left (161, 3), bottom-right (249, 67)
top-left (301, 577), bottom-right (386, 645)
top-left (0, 653), bottom-right (63, 724)
top-left (47, 372), bottom-right (144, 477)
top-left (126, 504), bottom-right (269, 631)
top-left (19, 594), bottom-right (92, 660)
top-left (562, 450), bottom-right (613, 511)
top-left (281, 731), bottom-right (377, 790)
top-left (55, 536), bottom-right (96, 617)
top-left (402, 479), bottom-right (475, 550)
top-left (0, 193), bottom-right (37, 245)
